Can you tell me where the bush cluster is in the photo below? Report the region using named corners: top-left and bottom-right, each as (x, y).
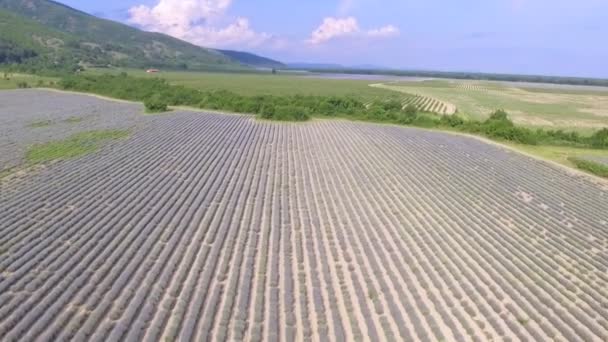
top-left (589, 128), bottom-right (608, 148)
top-left (57, 74), bottom-right (608, 150)
top-left (431, 109), bottom-right (608, 148)
top-left (144, 94), bottom-right (169, 113)
top-left (59, 74), bottom-right (383, 122)
top-left (568, 158), bottom-right (608, 178)
top-left (462, 109), bottom-right (538, 145)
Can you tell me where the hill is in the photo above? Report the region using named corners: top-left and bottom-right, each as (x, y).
top-left (0, 0), bottom-right (282, 71)
top-left (287, 62), bottom-right (344, 70)
top-left (0, 9), bottom-right (77, 68)
top-left (217, 49), bottom-right (284, 69)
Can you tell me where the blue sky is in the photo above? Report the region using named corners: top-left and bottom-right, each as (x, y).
top-left (58, 0), bottom-right (608, 77)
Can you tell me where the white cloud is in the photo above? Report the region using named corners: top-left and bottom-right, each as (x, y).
top-left (308, 17), bottom-right (360, 45)
top-left (308, 17), bottom-right (400, 45)
top-left (176, 17), bottom-right (271, 48)
top-left (367, 25), bottom-right (400, 38)
top-left (128, 0), bottom-right (273, 48)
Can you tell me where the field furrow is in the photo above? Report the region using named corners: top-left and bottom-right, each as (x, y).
top-left (1, 90), bottom-right (607, 341)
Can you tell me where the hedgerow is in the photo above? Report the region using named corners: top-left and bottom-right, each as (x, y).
top-left (58, 74), bottom-right (362, 121)
top-left (57, 74), bottom-right (608, 148)
top-left (144, 94), bottom-right (169, 113)
top-left (568, 157), bottom-right (608, 178)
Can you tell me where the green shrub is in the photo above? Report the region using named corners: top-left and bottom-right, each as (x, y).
top-left (569, 158), bottom-right (608, 178)
top-left (144, 94), bottom-right (169, 113)
top-left (439, 114), bottom-right (465, 128)
top-left (27, 130), bottom-right (129, 164)
top-left (411, 115), bottom-right (439, 128)
top-left (397, 111), bottom-right (417, 125)
top-left (536, 129), bottom-right (585, 147)
top-left (382, 99), bottom-right (404, 112)
top-left (272, 105), bottom-right (310, 121)
top-left (17, 81), bottom-right (29, 88)
top-left (479, 109), bottom-right (537, 144)
top-left (590, 128), bottom-right (608, 148)
top-left (259, 105), bottom-right (276, 119)
top-left (487, 109), bottom-right (510, 122)
top-left (482, 121), bottom-right (537, 144)
top-left (403, 104), bottom-right (417, 116)
top-left (366, 106), bottom-right (388, 121)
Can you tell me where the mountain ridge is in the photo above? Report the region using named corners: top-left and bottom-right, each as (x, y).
top-left (0, 0), bottom-right (283, 71)
top-left (217, 49), bottom-right (285, 69)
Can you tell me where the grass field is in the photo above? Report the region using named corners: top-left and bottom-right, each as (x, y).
top-left (0, 73), bottom-right (57, 89)
top-left (376, 80), bottom-right (608, 131)
top-left (146, 70), bottom-right (608, 132)
top-left (13, 68), bottom-right (608, 133)
top-left (503, 142), bottom-right (608, 169)
top-left (568, 157), bottom-right (608, 178)
top-left (26, 129), bottom-right (129, 164)
top-left (89, 68), bottom-right (403, 99)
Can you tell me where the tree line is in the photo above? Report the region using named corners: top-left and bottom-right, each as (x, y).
top-left (57, 73), bottom-right (608, 149)
top-left (301, 68), bottom-right (608, 88)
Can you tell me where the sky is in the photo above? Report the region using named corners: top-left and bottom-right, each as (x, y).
top-left (57, 0), bottom-right (608, 77)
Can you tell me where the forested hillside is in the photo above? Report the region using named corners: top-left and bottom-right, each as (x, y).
top-left (0, 9), bottom-right (84, 72)
top-left (217, 49), bottom-right (285, 69)
top-left (0, 0), bottom-right (283, 71)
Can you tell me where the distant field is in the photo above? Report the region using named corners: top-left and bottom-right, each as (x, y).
top-left (87, 69), bottom-right (462, 115)
top-left (89, 69), bottom-right (404, 99)
top-left (122, 70), bottom-right (608, 129)
top-left (376, 80), bottom-right (608, 131)
top-left (0, 73), bottom-right (57, 90)
top-left (502, 142), bottom-right (608, 169)
top-left (10, 69), bottom-right (608, 132)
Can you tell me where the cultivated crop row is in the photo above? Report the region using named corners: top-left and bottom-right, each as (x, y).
top-left (401, 95), bottom-right (456, 115)
top-left (362, 94), bottom-right (455, 116)
top-left (1, 92), bottom-right (607, 341)
top-left (0, 90), bottom-right (146, 172)
top-left (454, 83), bottom-right (490, 92)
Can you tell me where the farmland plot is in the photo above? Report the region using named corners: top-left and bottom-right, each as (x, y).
top-left (454, 83), bottom-right (490, 92)
top-left (0, 90), bottom-right (149, 172)
top-left (370, 84), bottom-right (456, 115)
top-left (401, 95), bottom-right (456, 115)
top-left (375, 81), bottom-right (608, 129)
top-left (1, 91), bottom-right (608, 341)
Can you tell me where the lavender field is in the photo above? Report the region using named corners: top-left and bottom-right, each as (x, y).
top-left (1, 90), bottom-right (607, 341)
